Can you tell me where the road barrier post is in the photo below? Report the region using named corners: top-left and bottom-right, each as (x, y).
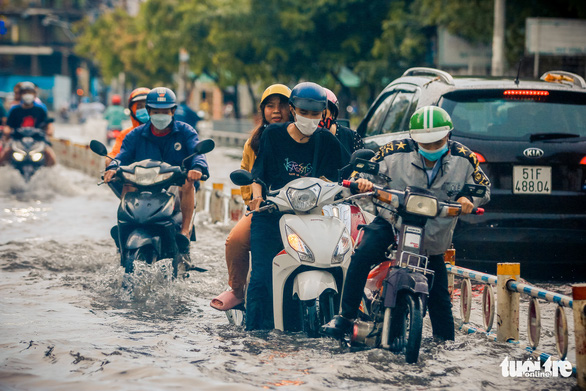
top-left (496, 263), bottom-right (520, 342)
top-left (210, 183), bottom-right (225, 223)
top-left (229, 188), bottom-right (244, 222)
top-left (573, 283), bottom-right (586, 389)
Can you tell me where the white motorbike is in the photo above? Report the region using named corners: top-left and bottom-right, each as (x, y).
top-left (229, 166), bottom-right (373, 337)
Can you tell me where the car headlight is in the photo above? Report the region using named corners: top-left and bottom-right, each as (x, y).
top-left (285, 225), bottom-right (314, 262)
top-left (286, 184), bottom-right (321, 212)
top-left (332, 228), bottom-right (352, 264)
top-left (122, 167), bottom-right (174, 186)
top-left (12, 151), bottom-right (25, 162)
top-left (31, 152), bottom-right (43, 162)
top-left (405, 194), bottom-right (438, 217)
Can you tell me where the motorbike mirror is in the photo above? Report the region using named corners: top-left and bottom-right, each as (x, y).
top-left (459, 184), bottom-right (487, 198)
top-left (90, 140), bottom-right (108, 157)
top-left (194, 138), bottom-right (215, 155)
top-left (230, 169), bottom-right (254, 186)
top-left (350, 149), bottom-right (375, 165)
top-left (181, 139), bottom-right (216, 168)
top-left (353, 158), bottom-right (379, 175)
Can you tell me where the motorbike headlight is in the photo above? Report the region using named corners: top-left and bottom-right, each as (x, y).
top-left (405, 194), bottom-right (438, 217)
top-left (122, 167), bottom-right (174, 186)
top-left (332, 228), bottom-right (352, 264)
top-left (285, 225), bottom-right (314, 263)
top-left (31, 152), bottom-right (44, 162)
top-left (12, 152), bottom-right (25, 162)
top-left (286, 184), bottom-right (321, 212)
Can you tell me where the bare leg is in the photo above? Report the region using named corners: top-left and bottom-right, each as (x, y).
top-left (180, 181), bottom-right (195, 237)
top-left (44, 146), bottom-right (57, 167)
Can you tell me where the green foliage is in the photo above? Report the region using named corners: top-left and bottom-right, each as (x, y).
top-left (74, 0), bottom-right (586, 111)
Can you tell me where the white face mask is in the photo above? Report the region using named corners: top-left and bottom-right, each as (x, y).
top-left (294, 113), bottom-right (321, 136)
top-left (22, 94), bottom-right (35, 105)
top-left (150, 114), bottom-right (172, 130)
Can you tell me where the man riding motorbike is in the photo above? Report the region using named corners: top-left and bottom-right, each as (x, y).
top-left (104, 87), bottom-right (209, 264)
top-left (321, 106), bottom-right (491, 341)
top-left (0, 81), bottom-right (56, 167)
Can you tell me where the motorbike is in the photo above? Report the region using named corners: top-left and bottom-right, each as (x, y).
top-left (9, 126), bottom-right (50, 182)
top-left (226, 150), bottom-right (376, 336)
top-left (89, 138), bottom-right (215, 278)
top-left (342, 178), bottom-right (486, 363)
top-left (106, 128), bottom-right (121, 146)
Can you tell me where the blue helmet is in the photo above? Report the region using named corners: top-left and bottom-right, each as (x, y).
top-left (146, 87), bottom-right (177, 109)
top-left (289, 82), bottom-right (327, 112)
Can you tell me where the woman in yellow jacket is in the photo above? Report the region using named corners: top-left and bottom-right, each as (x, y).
top-left (211, 84), bottom-right (291, 310)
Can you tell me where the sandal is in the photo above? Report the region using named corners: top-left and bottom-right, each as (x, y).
top-left (210, 290), bottom-right (244, 311)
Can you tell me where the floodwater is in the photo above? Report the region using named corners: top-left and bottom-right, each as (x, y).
top-left (0, 124), bottom-right (581, 390)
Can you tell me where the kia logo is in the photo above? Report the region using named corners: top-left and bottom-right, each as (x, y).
top-left (523, 148), bottom-right (544, 158)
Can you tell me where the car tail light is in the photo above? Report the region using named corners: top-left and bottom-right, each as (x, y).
top-left (473, 152), bottom-right (486, 163)
top-left (580, 156), bottom-right (586, 165)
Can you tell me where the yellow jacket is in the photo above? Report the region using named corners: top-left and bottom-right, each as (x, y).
top-left (240, 138), bottom-right (256, 204)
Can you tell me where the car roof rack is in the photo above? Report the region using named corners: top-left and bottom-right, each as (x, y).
top-left (540, 70), bottom-right (586, 89)
top-left (402, 67), bottom-right (455, 86)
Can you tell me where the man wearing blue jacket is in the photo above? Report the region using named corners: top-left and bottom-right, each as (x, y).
top-left (104, 87), bottom-right (209, 257)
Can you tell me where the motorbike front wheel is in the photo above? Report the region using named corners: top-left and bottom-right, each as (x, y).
top-left (386, 292), bottom-right (423, 364)
top-left (122, 245), bottom-right (157, 273)
top-left (300, 299), bottom-right (320, 338)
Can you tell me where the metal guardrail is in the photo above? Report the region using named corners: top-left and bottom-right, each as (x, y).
top-left (447, 263), bottom-right (585, 387)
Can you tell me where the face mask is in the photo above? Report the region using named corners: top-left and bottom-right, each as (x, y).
top-left (150, 114), bottom-right (172, 130)
top-left (294, 113), bottom-right (321, 136)
top-left (418, 143), bottom-right (449, 161)
top-left (22, 94), bottom-right (35, 105)
top-left (135, 108), bottom-right (150, 124)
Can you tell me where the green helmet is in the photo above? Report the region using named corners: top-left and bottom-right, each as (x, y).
top-left (409, 106), bottom-right (453, 143)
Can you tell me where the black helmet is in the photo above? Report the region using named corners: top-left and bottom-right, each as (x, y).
top-left (146, 87), bottom-right (177, 109)
top-left (289, 82), bottom-right (327, 112)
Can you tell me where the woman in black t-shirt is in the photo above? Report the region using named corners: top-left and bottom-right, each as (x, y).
top-left (246, 82), bottom-right (348, 330)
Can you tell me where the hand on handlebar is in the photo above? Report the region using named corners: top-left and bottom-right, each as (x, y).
top-left (456, 196), bottom-right (474, 214)
top-left (248, 197), bottom-right (264, 212)
top-left (103, 169), bottom-right (117, 183)
top-left (186, 169), bottom-right (202, 182)
top-left (355, 178), bottom-right (374, 193)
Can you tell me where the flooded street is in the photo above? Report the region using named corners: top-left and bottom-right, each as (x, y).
top-left (0, 125), bottom-right (580, 390)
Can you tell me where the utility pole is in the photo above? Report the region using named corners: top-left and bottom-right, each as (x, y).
top-left (491, 0), bottom-right (506, 76)
top-left (177, 48), bottom-right (189, 102)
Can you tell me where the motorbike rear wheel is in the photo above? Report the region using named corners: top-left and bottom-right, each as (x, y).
top-left (387, 292), bottom-right (423, 364)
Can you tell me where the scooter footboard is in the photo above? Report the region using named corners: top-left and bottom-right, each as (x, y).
top-left (293, 270), bottom-right (338, 301)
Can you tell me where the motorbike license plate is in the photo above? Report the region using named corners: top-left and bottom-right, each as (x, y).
top-left (513, 166), bottom-right (551, 194)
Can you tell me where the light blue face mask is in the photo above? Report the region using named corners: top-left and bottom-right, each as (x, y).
top-left (418, 143), bottom-right (449, 161)
top-left (135, 108), bottom-right (149, 124)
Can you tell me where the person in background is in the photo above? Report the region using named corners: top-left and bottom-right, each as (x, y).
top-left (174, 100), bottom-right (201, 130)
top-left (320, 87), bottom-right (363, 154)
top-left (103, 94), bottom-right (128, 145)
top-left (210, 84), bottom-right (291, 311)
top-left (0, 81), bottom-right (56, 166)
top-left (108, 88), bottom-right (151, 160)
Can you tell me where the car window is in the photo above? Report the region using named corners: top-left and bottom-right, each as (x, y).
top-left (365, 92), bottom-right (396, 137)
top-left (441, 90), bottom-right (586, 140)
top-left (380, 90), bottom-right (419, 134)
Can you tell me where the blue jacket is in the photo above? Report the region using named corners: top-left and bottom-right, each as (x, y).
top-left (108, 120), bottom-right (209, 178)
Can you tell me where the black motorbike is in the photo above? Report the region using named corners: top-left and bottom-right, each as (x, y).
top-left (89, 139), bottom-right (214, 277)
top-left (9, 126), bottom-right (50, 182)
